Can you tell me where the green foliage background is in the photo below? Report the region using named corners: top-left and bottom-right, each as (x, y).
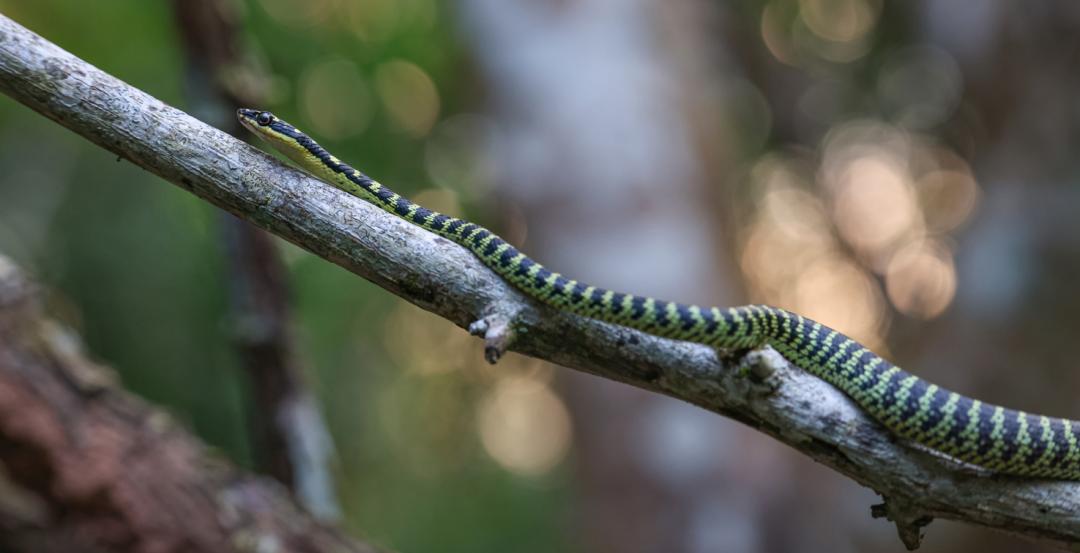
top-left (0, 2), bottom-right (571, 551)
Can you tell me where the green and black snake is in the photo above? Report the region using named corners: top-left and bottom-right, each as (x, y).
top-left (238, 108), bottom-right (1080, 479)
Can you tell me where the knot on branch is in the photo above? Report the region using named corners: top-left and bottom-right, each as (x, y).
top-left (871, 497), bottom-right (934, 550)
top-left (725, 347), bottom-right (783, 395)
top-left (468, 310), bottom-right (521, 363)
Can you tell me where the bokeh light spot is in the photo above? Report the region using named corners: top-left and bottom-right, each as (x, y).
top-left (760, 173), bottom-right (830, 243)
top-left (886, 239), bottom-right (956, 319)
top-left (477, 377), bottom-right (571, 477)
top-left (877, 46), bottom-right (963, 129)
top-left (740, 155), bottom-right (837, 305)
top-left (830, 154), bottom-right (921, 259)
top-left (799, 0), bottom-right (882, 43)
top-left (383, 298), bottom-right (473, 375)
top-left (299, 58), bottom-right (373, 140)
top-left (424, 113), bottom-right (499, 197)
top-left (258, 0), bottom-right (335, 28)
top-left (794, 256), bottom-right (885, 349)
top-left (375, 60), bottom-right (441, 138)
top-left (916, 168), bottom-right (979, 232)
top-left (346, 0), bottom-right (400, 42)
top-left (760, 2), bottom-right (798, 66)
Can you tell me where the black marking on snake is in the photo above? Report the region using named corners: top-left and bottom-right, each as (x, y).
top-left (570, 282), bottom-right (587, 304)
top-left (880, 374), bottom-right (904, 418)
top-left (998, 413), bottom-right (1021, 462)
top-left (344, 170), bottom-right (373, 187)
top-left (498, 247), bottom-right (519, 267)
top-left (430, 214), bottom-right (450, 231)
top-left (483, 237), bottom-right (504, 257)
top-left (445, 218), bottom-right (465, 235)
top-left (976, 403), bottom-right (997, 456)
top-left (897, 378), bottom-right (927, 422)
top-left (515, 257), bottom-right (535, 278)
top-left (849, 349), bottom-right (877, 379)
top-left (675, 304), bottom-right (695, 331)
top-left (919, 389), bottom-right (949, 432)
top-left (456, 223), bottom-right (476, 238)
top-left (702, 309), bottom-right (718, 334)
top-left (371, 188), bottom-right (394, 203)
top-left (654, 301), bottom-right (671, 327)
top-left (830, 345), bottom-right (859, 378)
top-left (591, 287), bottom-right (609, 308)
top-left (608, 292), bottom-right (624, 312)
top-left (550, 276), bottom-right (569, 297)
top-left (944, 396), bottom-right (974, 448)
top-left (411, 207), bottom-right (433, 223)
top-left (1024, 415), bottom-right (1051, 467)
top-left (533, 268), bottom-right (552, 289)
top-left (817, 339), bottom-right (844, 369)
top-left (471, 229), bottom-right (491, 244)
top-left (1049, 419), bottom-right (1071, 468)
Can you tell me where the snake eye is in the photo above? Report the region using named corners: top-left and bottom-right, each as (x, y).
top-left (255, 111), bottom-right (273, 126)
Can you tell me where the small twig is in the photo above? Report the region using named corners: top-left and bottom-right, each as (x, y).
top-left (872, 498), bottom-right (935, 550)
top-left (468, 308), bottom-right (522, 363)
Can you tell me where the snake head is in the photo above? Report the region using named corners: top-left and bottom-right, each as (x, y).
top-left (236, 109), bottom-right (326, 168)
top-left (237, 108), bottom-right (276, 129)
top-left (237, 108), bottom-right (297, 148)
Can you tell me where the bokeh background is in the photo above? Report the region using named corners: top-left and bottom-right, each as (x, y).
top-left (1, 1), bottom-right (1078, 552)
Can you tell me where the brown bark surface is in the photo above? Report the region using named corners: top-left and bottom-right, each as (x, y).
top-left (0, 256), bottom-right (376, 553)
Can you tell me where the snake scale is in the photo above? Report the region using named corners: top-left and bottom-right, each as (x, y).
top-left (239, 108), bottom-right (1080, 479)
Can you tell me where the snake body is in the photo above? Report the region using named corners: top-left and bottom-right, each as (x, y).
top-left (239, 108), bottom-right (1080, 479)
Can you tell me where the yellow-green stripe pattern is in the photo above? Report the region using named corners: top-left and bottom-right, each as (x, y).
top-left (239, 109), bottom-right (1080, 479)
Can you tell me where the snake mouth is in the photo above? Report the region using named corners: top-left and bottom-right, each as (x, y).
top-left (236, 108), bottom-right (259, 132)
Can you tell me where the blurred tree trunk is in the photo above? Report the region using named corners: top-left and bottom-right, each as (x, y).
top-left (459, 1), bottom-right (786, 551)
top-left (905, 4), bottom-right (1080, 551)
top-left (171, 0), bottom-right (340, 520)
top-left (0, 253), bottom-right (376, 553)
top-left (457, 1), bottom-right (1080, 552)
top-left (691, 2), bottom-right (1080, 552)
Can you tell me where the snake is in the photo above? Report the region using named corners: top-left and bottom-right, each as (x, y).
top-left (238, 107), bottom-right (1080, 479)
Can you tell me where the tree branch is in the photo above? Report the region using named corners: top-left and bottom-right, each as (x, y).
top-left (0, 13), bottom-right (1077, 550)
